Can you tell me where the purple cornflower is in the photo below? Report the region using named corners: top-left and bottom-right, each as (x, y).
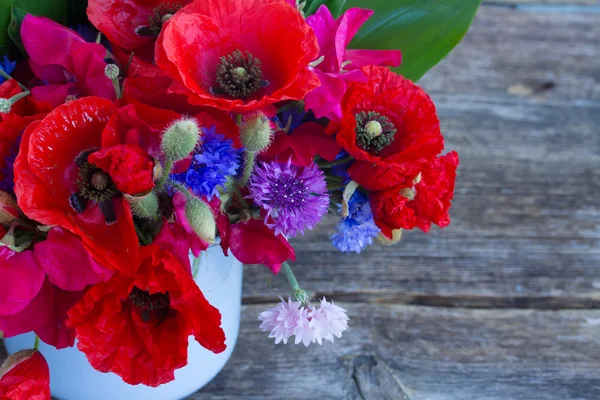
top-left (171, 126), bottom-right (240, 199)
top-left (0, 56), bottom-right (17, 84)
top-left (249, 159), bottom-right (329, 237)
top-left (331, 191), bottom-right (380, 253)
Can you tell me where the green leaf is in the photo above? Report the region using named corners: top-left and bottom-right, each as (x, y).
top-left (307, 0), bottom-right (481, 82)
top-left (7, 0), bottom-right (68, 55)
top-left (0, 0), bottom-right (11, 57)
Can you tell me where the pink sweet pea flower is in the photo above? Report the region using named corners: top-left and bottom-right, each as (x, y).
top-left (20, 15), bottom-right (115, 106)
top-left (0, 227), bottom-right (112, 349)
top-left (305, 6), bottom-right (401, 120)
top-left (229, 219), bottom-right (296, 274)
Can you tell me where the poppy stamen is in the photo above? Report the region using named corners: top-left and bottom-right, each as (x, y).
top-left (216, 50), bottom-right (263, 99)
top-left (355, 111), bottom-right (397, 153)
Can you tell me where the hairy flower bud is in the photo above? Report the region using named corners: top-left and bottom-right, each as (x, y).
top-left (376, 229), bottom-right (403, 246)
top-left (185, 197), bottom-right (216, 243)
top-left (161, 119), bottom-right (200, 161)
top-left (240, 112), bottom-right (273, 153)
top-left (0, 98), bottom-right (11, 114)
top-left (104, 64), bottom-right (120, 80)
top-left (0, 191), bottom-right (20, 224)
top-left (126, 192), bottom-right (159, 220)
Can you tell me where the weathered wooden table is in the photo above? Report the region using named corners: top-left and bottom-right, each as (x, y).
top-left (3, 1), bottom-right (600, 399)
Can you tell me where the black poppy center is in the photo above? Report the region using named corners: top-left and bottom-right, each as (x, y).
top-left (136, 3), bottom-right (183, 37)
top-left (128, 286), bottom-right (171, 324)
top-left (355, 111), bottom-right (397, 154)
top-left (215, 50), bottom-right (264, 99)
top-left (69, 149), bottom-right (119, 225)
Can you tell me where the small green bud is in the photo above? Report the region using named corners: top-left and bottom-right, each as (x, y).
top-left (0, 98), bottom-right (11, 114)
top-left (104, 64), bottom-right (120, 80)
top-left (240, 112), bottom-right (273, 153)
top-left (161, 118), bottom-right (200, 161)
top-left (185, 197), bottom-right (216, 243)
top-left (127, 192), bottom-right (159, 220)
top-left (291, 288), bottom-right (311, 306)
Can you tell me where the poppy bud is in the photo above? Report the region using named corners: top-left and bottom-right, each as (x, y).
top-left (0, 98), bottom-right (10, 114)
top-left (104, 64), bottom-right (120, 80)
top-left (161, 118), bottom-right (200, 161)
top-left (240, 112), bottom-right (273, 153)
top-left (185, 197), bottom-right (216, 243)
top-left (126, 192), bottom-right (159, 220)
top-left (0, 191), bottom-right (19, 225)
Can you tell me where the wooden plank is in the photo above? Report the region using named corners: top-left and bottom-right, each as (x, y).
top-left (242, 6), bottom-right (600, 307)
top-left (485, 0), bottom-right (599, 5)
top-left (197, 304), bottom-right (600, 399)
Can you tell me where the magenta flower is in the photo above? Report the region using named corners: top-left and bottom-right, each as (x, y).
top-left (20, 15), bottom-right (115, 106)
top-left (305, 6), bottom-right (401, 120)
top-left (249, 160), bottom-right (329, 237)
top-left (0, 227), bottom-right (112, 348)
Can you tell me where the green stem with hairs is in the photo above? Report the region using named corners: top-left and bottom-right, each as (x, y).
top-left (8, 91), bottom-right (31, 105)
top-left (281, 262), bottom-right (301, 291)
top-left (239, 151), bottom-right (255, 187)
top-left (169, 180), bottom-right (193, 200)
top-left (157, 158), bottom-right (174, 189)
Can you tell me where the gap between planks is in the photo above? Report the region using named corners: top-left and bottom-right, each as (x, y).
top-left (242, 293), bottom-right (600, 310)
top-left (482, 1), bottom-right (600, 13)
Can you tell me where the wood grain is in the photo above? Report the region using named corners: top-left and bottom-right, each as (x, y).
top-left (2, 4), bottom-right (600, 400)
top-left (241, 5), bottom-right (600, 309)
top-left (196, 304), bottom-right (600, 400)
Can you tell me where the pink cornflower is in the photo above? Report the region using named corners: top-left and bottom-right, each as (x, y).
top-left (258, 297), bottom-right (349, 346)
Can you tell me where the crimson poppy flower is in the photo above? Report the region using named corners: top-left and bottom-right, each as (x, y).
top-left (13, 97), bottom-right (140, 274)
top-left (67, 245), bottom-right (226, 387)
top-left (261, 122), bottom-right (342, 167)
top-left (0, 227), bottom-right (112, 349)
top-left (332, 65), bottom-right (444, 191)
top-left (0, 350), bottom-right (50, 399)
top-left (20, 15), bottom-right (115, 107)
top-left (370, 152), bottom-right (459, 237)
top-left (155, 0), bottom-right (320, 113)
top-left (229, 219), bottom-right (296, 273)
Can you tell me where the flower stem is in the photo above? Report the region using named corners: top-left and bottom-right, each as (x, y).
top-left (157, 158), bottom-right (174, 189)
top-left (239, 151), bottom-right (255, 187)
top-left (8, 91), bottom-right (31, 105)
top-left (281, 262), bottom-right (300, 291)
top-left (0, 69), bottom-right (27, 91)
top-left (316, 155), bottom-right (353, 168)
top-left (33, 335), bottom-right (40, 350)
top-left (169, 180), bottom-right (193, 200)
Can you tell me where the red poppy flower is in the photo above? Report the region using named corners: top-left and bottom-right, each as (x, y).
top-left (88, 0), bottom-right (191, 51)
top-left (13, 97), bottom-right (139, 274)
top-left (88, 144), bottom-right (155, 195)
top-left (262, 122), bottom-right (342, 167)
top-left (155, 0), bottom-right (320, 113)
top-left (229, 219), bottom-right (295, 273)
top-left (370, 152), bottom-right (459, 237)
top-left (67, 245), bottom-right (226, 387)
top-left (332, 65), bottom-right (444, 191)
top-left (0, 350), bottom-right (50, 400)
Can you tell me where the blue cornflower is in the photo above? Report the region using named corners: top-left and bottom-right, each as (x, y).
top-left (0, 56), bottom-right (17, 84)
top-left (331, 191), bottom-right (380, 253)
top-left (171, 126), bottom-right (240, 199)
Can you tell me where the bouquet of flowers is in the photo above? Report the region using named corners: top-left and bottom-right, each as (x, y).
top-left (0, 0), bottom-right (479, 397)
